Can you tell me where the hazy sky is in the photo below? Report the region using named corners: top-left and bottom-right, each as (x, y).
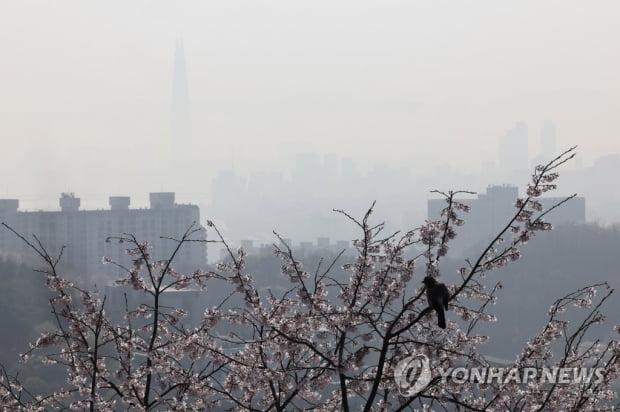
top-left (1, 1), bottom-right (619, 209)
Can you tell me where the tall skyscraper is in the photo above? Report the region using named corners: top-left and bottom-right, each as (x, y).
top-left (171, 39), bottom-right (191, 148)
top-left (530, 121), bottom-right (557, 169)
top-left (498, 122), bottom-right (529, 173)
top-left (540, 120), bottom-right (556, 162)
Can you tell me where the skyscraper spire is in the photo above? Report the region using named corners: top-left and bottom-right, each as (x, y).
top-left (171, 38), bottom-right (191, 147)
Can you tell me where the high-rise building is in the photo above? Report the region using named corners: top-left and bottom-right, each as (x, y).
top-left (0, 193), bottom-right (207, 283)
top-left (531, 121), bottom-right (558, 169)
top-left (171, 39), bottom-right (191, 148)
top-left (498, 122), bottom-right (529, 173)
top-left (540, 120), bottom-right (556, 162)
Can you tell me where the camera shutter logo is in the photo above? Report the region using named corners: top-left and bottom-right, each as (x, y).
top-left (394, 354), bottom-right (432, 396)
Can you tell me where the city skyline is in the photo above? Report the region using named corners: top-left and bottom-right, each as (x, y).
top-left (2, 1), bottom-right (620, 250)
top-left (0, 119), bottom-right (595, 209)
top-left (2, 1), bottom-right (620, 208)
top-left (1, 4), bottom-right (619, 408)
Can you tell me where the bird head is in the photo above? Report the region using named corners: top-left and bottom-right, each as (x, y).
top-left (422, 276), bottom-right (438, 287)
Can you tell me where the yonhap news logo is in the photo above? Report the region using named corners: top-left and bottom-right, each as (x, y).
top-left (394, 354), bottom-right (606, 397)
top-left (394, 354), bottom-right (432, 396)
top-left (435, 365), bottom-right (605, 385)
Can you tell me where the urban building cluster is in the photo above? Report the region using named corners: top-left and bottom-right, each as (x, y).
top-left (228, 237), bottom-right (351, 260)
top-left (0, 192), bottom-right (207, 282)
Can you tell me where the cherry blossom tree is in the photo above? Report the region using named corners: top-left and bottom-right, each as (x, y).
top-left (1, 147), bottom-right (618, 411)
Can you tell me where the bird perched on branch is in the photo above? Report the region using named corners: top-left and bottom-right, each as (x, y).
top-left (423, 276), bottom-right (450, 329)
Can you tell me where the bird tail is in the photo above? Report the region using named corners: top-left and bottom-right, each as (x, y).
top-left (437, 308), bottom-right (446, 329)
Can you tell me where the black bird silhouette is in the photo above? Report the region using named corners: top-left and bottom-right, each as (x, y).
top-left (423, 276), bottom-right (450, 329)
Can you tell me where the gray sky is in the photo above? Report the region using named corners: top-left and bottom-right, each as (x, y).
top-left (1, 1), bottom-right (619, 209)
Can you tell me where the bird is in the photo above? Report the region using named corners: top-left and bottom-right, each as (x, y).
top-left (423, 276), bottom-right (450, 329)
